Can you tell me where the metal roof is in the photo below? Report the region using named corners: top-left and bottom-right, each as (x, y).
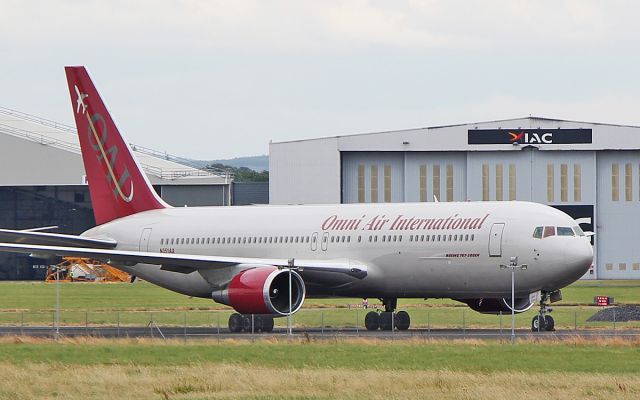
top-left (0, 107), bottom-right (231, 183)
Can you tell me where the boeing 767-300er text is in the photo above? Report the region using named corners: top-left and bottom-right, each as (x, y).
top-left (0, 67), bottom-right (593, 332)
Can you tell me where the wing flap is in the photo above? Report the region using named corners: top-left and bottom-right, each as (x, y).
top-left (0, 242), bottom-right (367, 279)
top-left (0, 229), bottom-right (117, 249)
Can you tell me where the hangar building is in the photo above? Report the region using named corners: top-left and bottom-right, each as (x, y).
top-left (270, 116), bottom-right (640, 280)
top-left (0, 107), bottom-right (242, 279)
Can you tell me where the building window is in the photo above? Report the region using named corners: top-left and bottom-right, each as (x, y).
top-left (619, 263), bottom-right (627, 271)
top-left (433, 165), bottom-right (441, 201)
top-left (446, 164), bottom-right (454, 202)
top-left (509, 164), bottom-right (516, 201)
top-left (612, 164), bottom-right (619, 201)
top-left (606, 263), bottom-right (613, 271)
top-left (495, 164), bottom-right (503, 201)
top-left (547, 164), bottom-right (555, 202)
top-left (574, 164), bottom-right (582, 202)
top-left (633, 263), bottom-right (640, 271)
top-left (370, 165), bottom-right (378, 203)
top-left (419, 165), bottom-right (427, 202)
top-left (560, 164), bottom-right (568, 202)
top-left (384, 165), bottom-right (392, 203)
top-left (626, 163), bottom-right (633, 201)
top-left (357, 165), bottom-right (365, 203)
top-left (482, 164), bottom-right (489, 201)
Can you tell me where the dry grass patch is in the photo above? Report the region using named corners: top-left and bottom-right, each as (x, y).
top-left (0, 363), bottom-right (637, 400)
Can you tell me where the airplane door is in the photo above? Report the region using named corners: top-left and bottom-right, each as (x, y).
top-left (311, 232), bottom-right (318, 251)
top-left (488, 223), bottom-right (505, 257)
top-left (321, 232), bottom-right (329, 251)
top-left (139, 228), bottom-right (152, 252)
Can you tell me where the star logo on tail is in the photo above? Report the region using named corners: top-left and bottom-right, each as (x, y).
top-left (74, 85), bottom-right (88, 114)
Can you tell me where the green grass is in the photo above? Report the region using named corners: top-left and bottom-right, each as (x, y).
top-left (0, 280), bottom-right (638, 329)
top-left (1, 340), bottom-right (639, 374)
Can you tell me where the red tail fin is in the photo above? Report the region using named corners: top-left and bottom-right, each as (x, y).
top-left (65, 66), bottom-right (168, 225)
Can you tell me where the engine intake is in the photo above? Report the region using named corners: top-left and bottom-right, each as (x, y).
top-left (457, 297), bottom-right (535, 314)
top-left (212, 266), bottom-right (306, 316)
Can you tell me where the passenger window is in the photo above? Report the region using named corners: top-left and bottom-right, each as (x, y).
top-left (533, 227), bottom-right (543, 239)
top-left (557, 227), bottom-right (575, 236)
top-left (543, 226), bottom-right (556, 238)
top-left (399, 236), bottom-right (402, 242)
top-left (410, 235), bottom-right (413, 242)
top-left (471, 234), bottom-right (475, 241)
top-left (358, 236), bottom-right (362, 242)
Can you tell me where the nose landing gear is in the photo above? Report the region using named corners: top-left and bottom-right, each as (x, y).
top-left (531, 291), bottom-right (560, 332)
top-left (364, 298), bottom-right (411, 331)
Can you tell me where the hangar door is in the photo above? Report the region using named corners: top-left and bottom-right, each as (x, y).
top-left (488, 223), bottom-right (505, 257)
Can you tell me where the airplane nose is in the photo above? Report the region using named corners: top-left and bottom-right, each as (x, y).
top-left (564, 239), bottom-right (594, 279)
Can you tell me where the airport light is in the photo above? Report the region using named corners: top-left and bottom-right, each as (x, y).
top-left (499, 257), bottom-right (527, 344)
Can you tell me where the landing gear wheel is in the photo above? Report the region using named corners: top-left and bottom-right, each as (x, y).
top-left (261, 316), bottom-right (274, 333)
top-left (544, 315), bottom-right (555, 332)
top-left (395, 311), bottom-right (410, 330)
top-left (228, 313), bottom-right (243, 333)
top-left (365, 311), bottom-right (380, 331)
top-left (531, 315), bottom-right (547, 332)
top-left (242, 315), bottom-right (253, 332)
top-left (379, 312), bottom-right (394, 331)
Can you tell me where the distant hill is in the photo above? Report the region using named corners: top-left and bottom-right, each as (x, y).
top-left (187, 155), bottom-right (268, 172)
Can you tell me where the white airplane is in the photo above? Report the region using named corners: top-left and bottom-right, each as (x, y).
top-left (0, 66), bottom-right (593, 332)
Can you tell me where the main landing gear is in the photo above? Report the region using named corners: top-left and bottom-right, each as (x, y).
top-left (228, 313), bottom-right (275, 333)
top-left (364, 298), bottom-right (411, 331)
top-left (531, 291), bottom-right (560, 332)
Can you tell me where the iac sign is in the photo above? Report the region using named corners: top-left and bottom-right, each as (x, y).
top-left (509, 131), bottom-right (553, 144)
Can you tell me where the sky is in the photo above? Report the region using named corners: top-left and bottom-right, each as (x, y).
top-left (1, 0), bottom-right (640, 160)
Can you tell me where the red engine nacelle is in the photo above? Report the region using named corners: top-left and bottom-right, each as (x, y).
top-left (212, 266), bottom-right (306, 316)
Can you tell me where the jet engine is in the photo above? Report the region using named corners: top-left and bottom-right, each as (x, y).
top-left (457, 297), bottom-right (535, 314)
top-left (211, 266), bottom-right (306, 316)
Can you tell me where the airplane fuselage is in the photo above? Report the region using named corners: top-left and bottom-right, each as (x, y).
top-left (84, 200), bottom-right (593, 301)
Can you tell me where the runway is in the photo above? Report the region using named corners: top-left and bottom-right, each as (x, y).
top-left (0, 325), bottom-right (638, 340)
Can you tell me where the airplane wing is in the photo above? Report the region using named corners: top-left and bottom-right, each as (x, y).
top-left (0, 242), bottom-right (367, 279)
top-left (0, 229), bottom-right (117, 249)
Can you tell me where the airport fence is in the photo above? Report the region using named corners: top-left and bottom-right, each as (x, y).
top-left (0, 306), bottom-right (638, 338)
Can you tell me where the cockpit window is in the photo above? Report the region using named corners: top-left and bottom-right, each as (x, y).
top-left (533, 226), bottom-right (543, 239)
top-left (557, 227), bottom-right (575, 236)
top-left (543, 226), bottom-right (556, 238)
top-left (572, 225), bottom-right (585, 237)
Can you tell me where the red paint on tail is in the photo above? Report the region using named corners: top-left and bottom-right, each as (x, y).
top-left (65, 66), bottom-right (168, 225)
